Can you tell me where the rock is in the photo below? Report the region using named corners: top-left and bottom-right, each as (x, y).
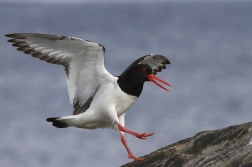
top-left (121, 122), bottom-right (252, 167)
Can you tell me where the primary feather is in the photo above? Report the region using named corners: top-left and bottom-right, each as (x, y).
top-left (6, 33), bottom-right (112, 115)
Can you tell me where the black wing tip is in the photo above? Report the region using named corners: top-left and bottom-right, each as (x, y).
top-left (120, 54), bottom-right (170, 76)
top-left (147, 54), bottom-right (170, 75)
top-left (165, 58), bottom-right (171, 64)
top-left (6, 33), bottom-right (21, 36)
top-left (5, 33), bottom-right (20, 38)
top-left (6, 33), bottom-right (106, 53)
top-left (5, 33), bottom-right (64, 40)
top-left (151, 54), bottom-right (170, 64)
top-left (6, 34), bottom-right (27, 42)
top-left (6, 33), bottom-right (23, 37)
top-left (5, 34), bottom-right (11, 37)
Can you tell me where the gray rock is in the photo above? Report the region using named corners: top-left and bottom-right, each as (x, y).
top-left (121, 122), bottom-right (252, 167)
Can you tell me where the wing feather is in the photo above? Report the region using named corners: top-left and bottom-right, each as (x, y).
top-left (6, 33), bottom-right (112, 114)
top-left (120, 54), bottom-right (170, 76)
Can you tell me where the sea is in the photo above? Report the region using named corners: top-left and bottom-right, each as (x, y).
top-left (0, 1), bottom-right (252, 167)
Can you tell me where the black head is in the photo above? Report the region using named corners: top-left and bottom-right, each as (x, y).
top-left (121, 64), bottom-right (153, 82)
top-left (118, 64), bottom-right (171, 97)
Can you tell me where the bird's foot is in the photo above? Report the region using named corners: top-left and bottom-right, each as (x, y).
top-left (120, 134), bottom-right (144, 161)
top-left (128, 153), bottom-right (144, 161)
top-left (135, 132), bottom-right (154, 140)
top-left (117, 123), bottom-right (154, 140)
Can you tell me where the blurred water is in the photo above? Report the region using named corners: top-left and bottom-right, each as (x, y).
top-left (0, 1), bottom-right (252, 167)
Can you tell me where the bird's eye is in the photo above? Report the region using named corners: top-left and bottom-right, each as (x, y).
top-left (142, 68), bottom-right (146, 72)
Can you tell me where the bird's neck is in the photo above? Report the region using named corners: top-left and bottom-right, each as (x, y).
top-left (117, 76), bottom-right (144, 97)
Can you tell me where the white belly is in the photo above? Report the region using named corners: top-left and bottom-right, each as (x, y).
top-left (77, 79), bottom-right (137, 129)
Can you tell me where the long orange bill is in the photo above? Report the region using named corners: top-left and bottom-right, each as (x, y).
top-left (148, 74), bottom-right (172, 92)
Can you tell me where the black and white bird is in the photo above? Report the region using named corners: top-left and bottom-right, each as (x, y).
top-left (6, 33), bottom-right (172, 161)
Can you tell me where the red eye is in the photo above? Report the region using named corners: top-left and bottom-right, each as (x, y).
top-left (142, 68), bottom-right (146, 72)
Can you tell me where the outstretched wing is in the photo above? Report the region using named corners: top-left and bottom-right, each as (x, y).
top-left (6, 33), bottom-right (113, 115)
top-left (120, 54), bottom-right (170, 76)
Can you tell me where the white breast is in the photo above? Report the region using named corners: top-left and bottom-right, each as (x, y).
top-left (91, 77), bottom-right (137, 117)
top-left (114, 85), bottom-right (138, 117)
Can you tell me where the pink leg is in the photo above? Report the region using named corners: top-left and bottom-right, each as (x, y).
top-left (120, 133), bottom-right (144, 161)
top-left (117, 123), bottom-right (154, 139)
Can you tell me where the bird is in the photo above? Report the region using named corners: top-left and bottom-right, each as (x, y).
top-left (6, 33), bottom-right (172, 161)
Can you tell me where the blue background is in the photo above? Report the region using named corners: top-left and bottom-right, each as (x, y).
top-left (1, 1), bottom-right (252, 166)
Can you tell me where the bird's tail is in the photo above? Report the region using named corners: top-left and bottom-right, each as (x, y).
top-left (46, 116), bottom-right (77, 128)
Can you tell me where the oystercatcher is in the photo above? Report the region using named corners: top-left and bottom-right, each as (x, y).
top-left (6, 33), bottom-right (172, 161)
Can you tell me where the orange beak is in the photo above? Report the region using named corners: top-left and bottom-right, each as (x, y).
top-left (148, 74), bottom-right (172, 92)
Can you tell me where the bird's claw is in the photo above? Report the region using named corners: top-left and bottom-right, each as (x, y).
top-left (136, 132), bottom-right (154, 139)
top-left (128, 153), bottom-right (144, 161)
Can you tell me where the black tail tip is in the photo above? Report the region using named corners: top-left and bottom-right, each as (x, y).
top-left (46, 117), bottom-right (68, 128)
top-left (46, 117), bottom-right (60, 122)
